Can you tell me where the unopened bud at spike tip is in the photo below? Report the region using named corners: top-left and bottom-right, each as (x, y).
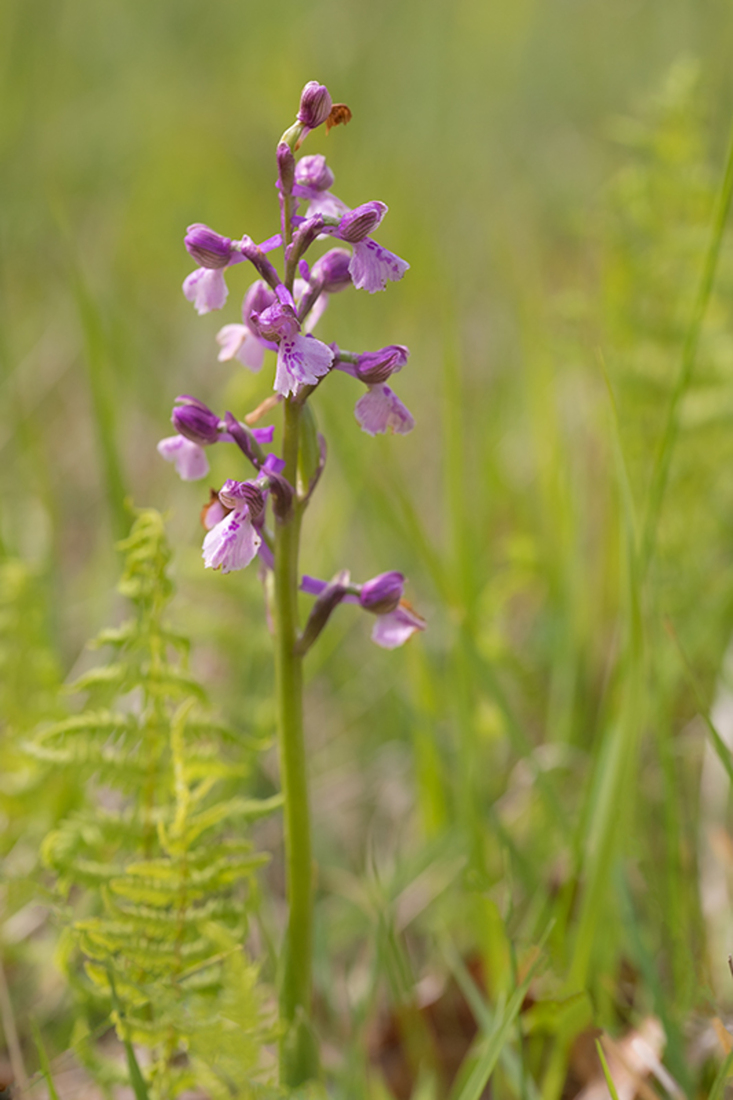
top-left (297, 82), bottom-right (333, 131)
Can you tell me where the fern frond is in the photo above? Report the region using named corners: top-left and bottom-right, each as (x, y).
top-left (37, 509), bottom-right (278, 1098)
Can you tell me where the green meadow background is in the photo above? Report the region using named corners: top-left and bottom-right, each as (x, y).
top-left (5, 0), bottom-right (733, 1093)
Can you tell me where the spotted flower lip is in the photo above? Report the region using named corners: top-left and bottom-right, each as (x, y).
top-left (202, 504), bottom-right (261, 574)
top-left (349, 238), bottom-right (410, 293)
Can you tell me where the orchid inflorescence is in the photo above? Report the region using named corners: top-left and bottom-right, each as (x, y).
top-left (158, 80), bottom-right (424, 651)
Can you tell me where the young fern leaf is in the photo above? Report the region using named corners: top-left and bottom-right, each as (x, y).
top-left (37, 509), bottom-right (280, 1098)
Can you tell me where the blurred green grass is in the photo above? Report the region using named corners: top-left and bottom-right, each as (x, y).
top-left (5, 0), bottom-right (733, 1093)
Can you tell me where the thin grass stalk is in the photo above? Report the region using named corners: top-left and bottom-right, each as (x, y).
top-left (640, 120), bottom-right (733, 577)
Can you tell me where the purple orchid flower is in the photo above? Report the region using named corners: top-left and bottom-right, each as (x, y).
top-left (331, 204), bottom-right (410, 294)
top-left (300, 572), bottom-right (425, 649)
top-left (158, 396), bottom-right (275, 481)
top-left (202, 478), bottom-right (265, 574)
top-left (354, 384), bottom-right (414, 436)
top-left (251, 285), bottom-right (333, 397)
top-left (182, 224), bottom-right (247, 315)
top-left (217, 279), bottom-right (329, 373)
top-left (293, 155), bottom-right (349, 220)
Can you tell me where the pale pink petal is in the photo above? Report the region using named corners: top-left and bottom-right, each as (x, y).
top-left (354, 385), bottom-right (414, 436)
top-left (202, 508), bottom-right (261, 573)
top-left (216, 324), bottom-right (248, 361)
top-left (274, 334), bottom-right (333, 397)
top-left (371, 604), bottom-right (426, 649)
top-left (183, 267), bottom-right (228, 314)
top-left (306, 191), bottom-right (350, 219)
top-left (349, 238), bottom-right (409, 293)
top-left (157, 435), bottom-right (209, 481)
top-left (216, 325), bottom-right (267, 372)
top-left (238, 334), bottom-right (267, 371)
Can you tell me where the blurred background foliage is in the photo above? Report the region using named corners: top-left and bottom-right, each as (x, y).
top-left (5, 0), bottom-right (733, 1094)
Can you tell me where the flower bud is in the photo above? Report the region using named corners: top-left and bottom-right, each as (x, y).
top-left (356, 344), bottom-right (409, 384)
top-left (297, 82), bottom-right (333, 131)
top-left (359, 571), bottom-right (404, 615)
top-left (337, 201), bottom-right (388, 243)
top-left (184, 224), bottom-right (233, 268)
top-left (277, 142), bottom-right (296, 194)
top-left (172, 395), bottom-right (221, 445)
top-left (218, 479), bottom-right (266, 522)
top-left (310, 249), bottom-right (352, 293)
top-left (294, 154), bottom-right (334, 193)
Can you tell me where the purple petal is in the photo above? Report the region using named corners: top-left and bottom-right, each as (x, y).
top-left (354, 385), bottom-right (414, 436)
top-left (359, 571), bottom-right (404, 614)
top-left (202, 508), bottom-right (261, 573)
top-left (300, 575), bottom-right (329, 597)
top-left (349, 238), bottom-right (409, 293)
top-left (216, 324), bottom-right (268, 372)
top-left (252, 426), bottom-right (276, 445)
top-left (183, 267), bottom-right (229, 314)
top-left (338, 202), bottom-right (388, 243)
top-left (371, 604), bottom-right (426, 649)
top-left (157, 435), bottom-right (209, 481)
top-left (274, 334), bottom-right (334, 397)
top-left (262, 452), bottom-right (286, 475)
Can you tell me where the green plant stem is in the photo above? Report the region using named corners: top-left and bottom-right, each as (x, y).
top-left (640, 119), bottom-right (733, 577)
top-left (274, 396), bottom-right (315, 1086)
